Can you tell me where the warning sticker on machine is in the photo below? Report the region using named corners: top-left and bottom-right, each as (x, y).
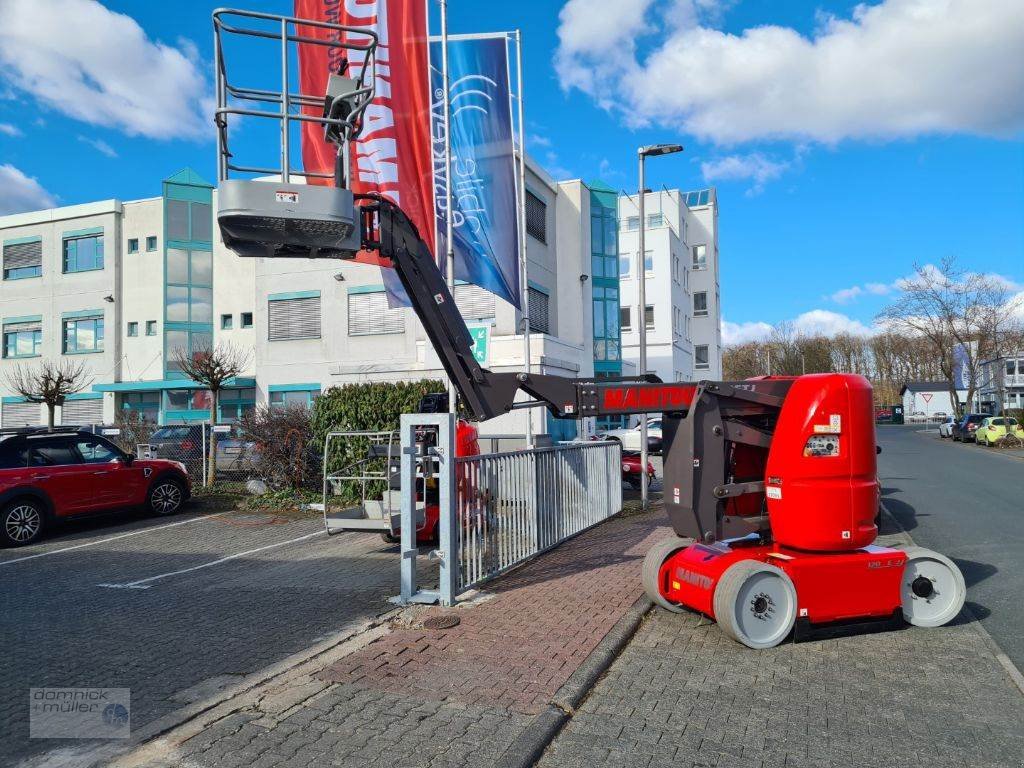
top-left (766, 486), bottom-right (782, 500)
top-left (275, 191), bottom-right (299, 203)
top-left (813, 413), bottom-right (842, 434)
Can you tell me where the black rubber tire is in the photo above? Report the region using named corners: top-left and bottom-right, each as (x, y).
top-left (380, 532), bottom-right (401, 544)
top-left (1, 498), bottom-right (46, 547)
top-left (641, 536), bottom-right (694, 613)
top-left (713, 560), bottom-right (797, 649)
top-left (147, 477), bottom-right (186, 516)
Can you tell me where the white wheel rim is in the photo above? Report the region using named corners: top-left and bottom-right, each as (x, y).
top-left (901, 553), bottom-right (965, 627)
top-left (732, 570), bottom-right (796, 647)
top-left (6, 504), bottom-right (41, 542)
top-left (152, 483), bottom-right (182, 514)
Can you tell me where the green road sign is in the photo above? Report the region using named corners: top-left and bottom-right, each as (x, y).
top-left (467, 324), bottom-right (490, 365)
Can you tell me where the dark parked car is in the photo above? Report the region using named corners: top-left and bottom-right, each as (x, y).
top-left (145, 424), bottom-right (256, 475)
top-left (952, 413), bottom-right (986, 442)
top-left (0, 428), bottom-right (191, 547)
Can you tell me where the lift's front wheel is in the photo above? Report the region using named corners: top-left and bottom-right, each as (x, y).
top-left (641, 536), bottom-right (693, 613)
top-left (900, 547), bottom-right (966, 627)
top-left (714, 561), bottom-right (797, 649)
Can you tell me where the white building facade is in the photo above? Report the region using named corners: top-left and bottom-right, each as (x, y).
top-left (617, 188), bottom-right (722, 386)
top-left (1, 162), bottom-right (624, 441)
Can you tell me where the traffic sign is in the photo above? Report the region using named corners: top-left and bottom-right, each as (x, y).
top-left (922, 393), bottom-right (933, 403)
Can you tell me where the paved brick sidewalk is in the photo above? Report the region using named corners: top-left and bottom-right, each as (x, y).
top-left (118, 508), bottom-right (668, 768)
top-left (539, 520), bottom-right (1024, 768)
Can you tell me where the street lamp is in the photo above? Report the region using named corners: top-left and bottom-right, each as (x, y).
top-left (637, 143), bottom-right (683, 509)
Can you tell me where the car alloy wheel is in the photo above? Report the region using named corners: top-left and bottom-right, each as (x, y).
top-left (5, 504), bottom-right (42, 544)
top-left (150, 481), bottom-right (183, 515)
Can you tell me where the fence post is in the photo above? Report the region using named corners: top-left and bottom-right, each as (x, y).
top-left (436, 413), bottom-right (456, 606)
top-left (399, 414), bottom-right (418, 604)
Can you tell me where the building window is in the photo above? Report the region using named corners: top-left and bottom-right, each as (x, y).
top-left (646, 212), bottom-right (664, 228)
top-left (528, 287), bottom-right (549, 334)
top-left (219, 388), bottom-right (256, 421)
top-left (127, 321), bottom-right (139, 337)
top-left (270, 295), bottom-right (322, 340)
top-left (644, 250), bottom-right (653, 272)
top-left (695, 344), bottom-right (710, 369)
top-left (167, 200), bottom-right (212, 243)
top-left (146, 236), bottom-right (158, 252)
top-left (694, 291), bottom-right (708, 317)
top-left (63, 234), bottom-right (104, 273)
top-left (240, 312), bottom-right (253, 329)
top-left (525, 190), bottom-right (547, 243)
top-left (166, 248), bottom-right (213, 324)
top-left (620, 306), bottom-right (631, 331)
top-left (269, 387), bottom-right (320, 409)
top-left (672, 254), bottom-right (680, 282)
top-left (692, 244), bottom-right (707, 270)
top-left (346, 291), bottom-right (401, 337)
top-left (3, 239), bottom-right (42, 280)
top-left (63, 316), bottom-right (104, 354)
top-left (221, 314), bottom-right (233, 330)
top-left (623, 216), bottom-right (639, 231)
top-left (619, 254), bottom-right (631, 277)
top-left (454, 284), bottom-right (496, 323)
top-left (128, 238), bottom-right (139, 254)
top-left (121, 392), bottom-right (160, 422)
top-left (644, 305), bottom-right (655, 328)
top-left (164, 388), bottom-right (212, 413)
top-left (146, 320), bottom-right (157, 336)
top-left (165, 329), bottom-right (212, 373)
top-left (3, 321), bottom-right (42, 358)
top-left (592, 285), bottom-right (620, 363)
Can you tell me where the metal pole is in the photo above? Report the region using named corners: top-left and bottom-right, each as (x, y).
top-left (280, 17), bottom-right (290, 183)
top-left (637, 152), bottom-right (649, 509)
top-left (440, 0), bottom-right (457, 416)
top-left (515, 30), bottom-right (533, 448)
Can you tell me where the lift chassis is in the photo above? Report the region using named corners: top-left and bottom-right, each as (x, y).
top-left (212, 8), bottom-right (966, 648)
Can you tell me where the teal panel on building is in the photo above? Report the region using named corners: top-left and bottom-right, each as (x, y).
top-left (588, 181), bottom-right (625, 429)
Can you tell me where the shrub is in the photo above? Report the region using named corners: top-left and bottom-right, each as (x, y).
top-left (238, 404), bottom-right (318, 491)
top-left (111, 410), bottom-right (156, 454)
top-left (311, 379), bottom-right (445, 503)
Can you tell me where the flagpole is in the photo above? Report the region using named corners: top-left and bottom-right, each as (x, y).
top-left (440, 0), bottom-right (457, 417)
top-left (514, 28), bottom-right (533, 448)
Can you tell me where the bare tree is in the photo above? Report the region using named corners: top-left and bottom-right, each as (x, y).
top-left (4, 360), bottom-right (88, 431)
top-left (172, 343), bottom-right (252, 485)
top-left (876, 257), bottom-right (1024, 415)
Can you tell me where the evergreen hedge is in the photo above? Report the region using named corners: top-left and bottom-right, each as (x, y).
top-left (311, 379), bottom-right (445, 502)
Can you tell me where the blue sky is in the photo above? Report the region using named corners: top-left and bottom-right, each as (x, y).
top-left (1, 0), bottom-right (1022, 342)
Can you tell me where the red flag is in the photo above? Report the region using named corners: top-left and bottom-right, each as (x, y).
top-left (295, 0), bottom-right (435, 265)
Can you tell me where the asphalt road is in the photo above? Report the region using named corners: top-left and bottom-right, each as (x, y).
top-left (876, 424), bottom-right (1024, 671)
top-left (0, 507), bottom-right (413, 768)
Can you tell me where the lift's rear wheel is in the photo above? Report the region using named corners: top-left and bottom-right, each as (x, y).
top-left (900, 547), bottom-right (966, 627)
top-left (714, 561), bottom-right (797, 649)
top-left (641, 536), bottom-right (693, 613)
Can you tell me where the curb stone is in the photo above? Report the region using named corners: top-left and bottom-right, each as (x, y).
top-left (494, 594), bottom-right (655, 768)
top-left (881, 501), bottom-right (1024, 697)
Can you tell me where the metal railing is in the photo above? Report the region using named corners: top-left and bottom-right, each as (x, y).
top-left (455, 441), bottom-right (622, 592)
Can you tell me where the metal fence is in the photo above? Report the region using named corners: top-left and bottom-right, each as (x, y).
top-left (455, 440), bottom-right (622, 592)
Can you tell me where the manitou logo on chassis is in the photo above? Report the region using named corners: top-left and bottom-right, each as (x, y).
top-left (674, 567), bottom-right (713, 590)
top-left (600, 385), bottom-right (697, 413)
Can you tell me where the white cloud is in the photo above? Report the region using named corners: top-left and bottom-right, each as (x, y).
top-left (0, 0), bottom-right (209, 140)
top-left (0, 164), bottom-right (57, 214)
top-left (556, 0), bottom-right (1024, 143)
top-left (791, 309), bottom-right (874, 337)
top-left (528, 133), bottom-right (552, 149)
top-left (721, 318), bottom-right (773, 345)
top-left (700, 152), bottom-right (790, 194)
top-left (0, 123), bottom-right (22, 137)
top-left (723, 309), bottom-right (876, 344)
top-left (77, 135), bottom-right (118, 158)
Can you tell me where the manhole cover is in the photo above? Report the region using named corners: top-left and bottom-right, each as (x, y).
top-left (422, 614), bottom-right (460, 630)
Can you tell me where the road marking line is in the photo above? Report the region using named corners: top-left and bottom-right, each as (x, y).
top-left (0, 513), bottom-right (227, 567)
top-left (97, 530), bottom-right (324, 589)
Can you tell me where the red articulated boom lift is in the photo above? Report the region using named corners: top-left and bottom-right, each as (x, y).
top-left (213, 8), bottom-right (966, 648)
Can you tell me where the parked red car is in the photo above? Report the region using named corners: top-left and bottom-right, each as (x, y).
top-left (622, 452), bottom-right (655, 489)
top-left (0, 428), bottom-right (192, 547)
